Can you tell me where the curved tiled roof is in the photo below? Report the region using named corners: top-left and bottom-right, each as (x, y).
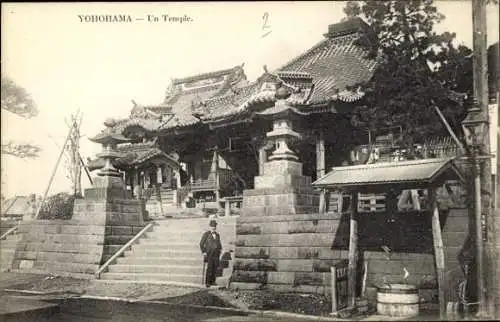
top-left (99, 19), bottom-right (376, 136)
top-left (159, 64), bottom-right (248, 130)
top-left (198, 23), bottom-right (376, 124)
top-left (87, 141), bottom-right (180, 171)
top-left (277, 33), bottom-right (376, 104)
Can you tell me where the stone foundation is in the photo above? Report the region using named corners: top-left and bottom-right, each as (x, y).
top-left (11, 180), bottom-right (146, 277)
top-left (232, 213), bottom-right (344, 295)
top-left (231, 208), bottom-right (469, 304)
top-left (242, 159), bottom-right (319, 216)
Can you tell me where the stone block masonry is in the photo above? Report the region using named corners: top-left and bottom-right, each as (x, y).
top-left (231, 208), bottom-right (470, 306)
top-left (10, 185), bottom-right (146, 277)
top-left (231, 213), bottom-right (346, 295)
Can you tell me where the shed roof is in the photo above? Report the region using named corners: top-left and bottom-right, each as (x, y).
top-left (1, 196), bottom-right (31, 216)
top-left (312, 158), bottom-right (464, 191)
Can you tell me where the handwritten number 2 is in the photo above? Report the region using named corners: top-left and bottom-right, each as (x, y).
top-left (262, 13), bottom-right (270, 29)
top-left (262, 12), bottom-right (271, 38)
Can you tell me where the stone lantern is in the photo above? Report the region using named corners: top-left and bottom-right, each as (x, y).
top-left (89, 118), bottom-right (130, 190)
top-left (242, 85), bottom-right (319, 216)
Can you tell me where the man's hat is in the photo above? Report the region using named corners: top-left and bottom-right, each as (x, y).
top-left (209, 220), bottom-right (218, 227)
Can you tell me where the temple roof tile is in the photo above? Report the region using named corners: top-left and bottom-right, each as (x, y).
top-left (87, 141), bottom-right (180, 171)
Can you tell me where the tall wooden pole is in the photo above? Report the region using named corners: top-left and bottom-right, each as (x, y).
top-left (430, 187), bottom-right (446, 320)
top-left (68, 113), bottom-right (83, 197)
top-left (316, 131), bottom-right (326, 214)
top-left (35, 127), bottom-right (73, 219)
top-left (347, 191), bottom-right (358, 308)
top-left (472, 0), bottom-right (493, 317)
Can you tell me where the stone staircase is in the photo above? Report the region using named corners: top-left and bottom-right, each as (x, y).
top-left (0, 231), bottom-right (22, 271)
top-left (145, 186), bottom-right (179, 218)
top-left (98, 216), bottom-right (237, 286)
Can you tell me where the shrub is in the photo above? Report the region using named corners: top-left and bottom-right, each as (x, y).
top-left (38, 192), bottom-right (75, 220)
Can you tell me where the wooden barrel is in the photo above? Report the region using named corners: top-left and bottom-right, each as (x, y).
top-left (377, 284), bottom-right (419, 317)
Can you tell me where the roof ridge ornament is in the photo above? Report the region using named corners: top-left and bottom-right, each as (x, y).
top-left (275, 86), bottom-right (291, 100)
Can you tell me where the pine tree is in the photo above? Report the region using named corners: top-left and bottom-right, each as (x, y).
top-left (344, 0), bottom-right (472, 149)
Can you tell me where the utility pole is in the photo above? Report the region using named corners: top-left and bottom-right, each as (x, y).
top-left (471, 0), bottom-right (494, 318)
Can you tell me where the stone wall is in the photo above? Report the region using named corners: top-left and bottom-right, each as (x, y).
top-left (231, 213), bottom-right (345, 294)
top-left (11, 190), bottom-right (146, 277)
top-left (231, 208), bottom-right (469, 306)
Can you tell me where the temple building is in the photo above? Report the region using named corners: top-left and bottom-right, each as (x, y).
top-left (88, 18), bottom-right (377, 216)
top-left (40, 18), bottom-right (474, 311)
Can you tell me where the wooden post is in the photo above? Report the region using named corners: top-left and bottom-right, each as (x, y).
top-left (134, 167), bottom-right (142, 199)
top-left (472, 0), bottom-right (494, 316)
top-left (35, 126), bottom-right (73, 219)
top-left (347, 191), bottom-right (359, 308)
top-left (225, 199), bottom-right (231, 217)
top-left (319, 189), bottom-right (327, 214)
top-left (157, 165), bottom-right (163, 184)
top-left (430, 187), bottom-right (446, 320)
top-left (316, 131), bottom-right (326, 212)
top-left (331, 266), bottom-right (338, 313)
top-left (259, 146), bottom-right (266, 176)
top-left (212, 149), bottom-right (221, 208)
top-left (130, 169), bottom-right (135, 197)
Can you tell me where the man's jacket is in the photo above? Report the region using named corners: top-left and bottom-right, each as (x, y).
top-left (200, 231), bottom-right (222, 256)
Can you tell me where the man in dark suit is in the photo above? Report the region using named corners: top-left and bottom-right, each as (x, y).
top-left (199, 219), bottom-right (222, 287)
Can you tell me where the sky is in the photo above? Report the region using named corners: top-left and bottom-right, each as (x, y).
top-left (1, 1), bottom-right (499, 199)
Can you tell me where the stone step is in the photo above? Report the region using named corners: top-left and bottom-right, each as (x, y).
top-left (100, 272), bottom-right (203, 284)
top-left (143, 233), bottom-right (208, 242)
top-left (0, 241), bottom-right (19, 248)
top-left (0, 249), bottom-right (16, 271)
top-left (116, 256), bottom-right (203, 266)
top-left (15, 251), bottom-right (101, 264)
top-left (152, 224), bottom-right (236, 230)
top-left (134, 241), bottom-right (200, 250)
top-left (107, 264), bottom-right (203, 274)
top-left (132, 242), bottom-right (233, 253)
top-left (124, 249), bottom-right (200, 258)
top-left (32, 260), bottom-right (98, 274)
top-left (104, 244), bottom-right (132, 254)
top-left (150, 229), bottom-right (235, 237)
top-left (91, 279), bottom-right (203, 288)
top-left (22, 233), bottom-right (103, 244)
top-left (10, 268), bottom-right (94, 279)
top-left (104, 235), bottom-right (134, 245)
top-left (17, 242), bottom-right (103, 254)
top-left (105, 225), bottom-right (150, 235)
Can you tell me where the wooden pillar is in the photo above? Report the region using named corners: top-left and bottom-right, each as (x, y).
top-left (133, 167), bottom-right (142, 199)
top-left (156, 165), bottom-right (163, 184)
top-left (319, 189), bottom-right (327, 214)
top-left (129, 170), bottom-right (135, 195)
top-left (143, 169), bottom-right (150, 188)
top-left (316, 131), bottom-right (326, 213)
top-left (174, 168), bottom-right (181, 189)
top-left (430, 187), bottom-right (446, 320)
top-left (225, 199), bottom-right (231, 217)
top-left (259, 146), bottom-right (267, 176)
top-left (347, 191), bottom-right (359, 308)
top-left (213, 149), bottom-right (221, 205)
top-left (316, 131), bottom-right (326, 179)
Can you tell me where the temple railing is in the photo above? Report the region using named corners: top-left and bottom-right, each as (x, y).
top-left (190, 179), bottom-right (217, 191)
top-left (327, 191), bottom-right (431, 213)
top-left (190, 169), bottom-right (234, 191)
top-left (177, 184), bottom-right (192, 206)
top-left (218, 169), bottom-right (233, 188)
